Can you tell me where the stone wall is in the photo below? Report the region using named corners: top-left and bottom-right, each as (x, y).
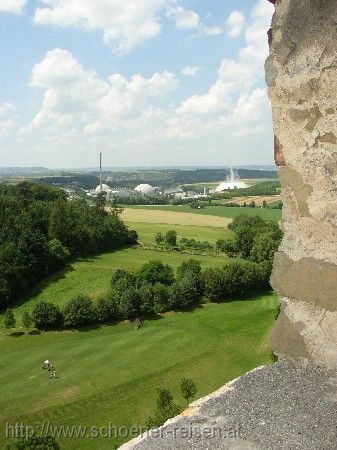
top-left (266, 0), bottom-right (337, 370)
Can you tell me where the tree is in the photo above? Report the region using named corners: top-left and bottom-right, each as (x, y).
top-left (152, 283), bottom-right (170, 313)
top-left (137, 260), bottom-right (175, 286)
top-left (169, 273), bottom-right (202, 310)
top-left (4, 308), bottom-right (16, 329)
top-left (177, 259), bottom-right (201, 279)
top-left (118, 287), bottom-right (142, 321)
top-left (180, 378), bottom-right (197, 404)
top-left (95, 296), bottom-right (119, 323)
top-left (63, 295), bottom-right (95, 328)
top-left (31, 301), bottom-right (63, 329)
top-left (146, 388), bottom-right (180, 429)
top-left (165, 230), bottom-right (177, 247)
top-left (251, 232), bottom-right (280, 263)
top-left (22, 311), bottom-right (33, 331)
top-left (47, 238), bottom-right (70, 271)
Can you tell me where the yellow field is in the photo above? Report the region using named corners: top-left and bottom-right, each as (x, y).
top-left (121, 208), bottom-right (232, 227)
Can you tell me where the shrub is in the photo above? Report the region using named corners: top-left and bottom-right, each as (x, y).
top-left (154, 233), bottom-right (164, 245)
top-left (180, 378), bottom-right (197, 404)
top-left (137, 260), bottom-right (175, 286)
top-left (251, 232), bottom-right (281, 262)
top-left (203, 260), bottom-right (268, 302)
top-left (6, 434), bottom-right (59, 449)
top-left (152, 283), bottom-right (170, 313)
top-left (95, 296), bottom-right (119, 323)
top-left (22, 311), bottom-right (33, 330)
top-left (31, 301), bottom-right (63, 329)
top-left (62, 295), bottom-right (95, 328)
top-left (118, 287), bottom-right (143, 320)
top-left (165, 230), bottom-right (177, 247)
top-left (169, 273), bottom-right (202, 310)
top-left (146, 388), bottom-right (180, 429)
top-left (4, 308), bottom-right (16, 329)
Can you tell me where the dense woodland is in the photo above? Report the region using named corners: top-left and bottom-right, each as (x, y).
top-left (0, 182), bottom-right (137, 309)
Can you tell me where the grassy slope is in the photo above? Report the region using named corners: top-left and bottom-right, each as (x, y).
top-left (7, 248), bottom-right (230, 323)
top-left (126, 205), bottom-right (282, 221)
top-left (125, 221), bottom-right (233, 247)
top-left (0, 295), bottom-right (279, 449)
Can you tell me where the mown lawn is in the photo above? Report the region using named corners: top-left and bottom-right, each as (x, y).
top-left (125, 205), bottom-right (282, 221)
top-left (0, 294), bottom-right (279, 449)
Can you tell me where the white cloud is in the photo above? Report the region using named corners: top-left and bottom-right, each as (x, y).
top-left (32, 1), bottom-right (225, 53)
top-left (0, 0), bottom-right (27, 14)
top-left (167, 4), bottom-right (223, 36)
top-left (0, 102), bottom-right (14, 118)
top-left (34, 0), bottom-right (167, 54)
top-left (27, 48), bottom-right (178, 133)
top-left (227, 11), bottom-right (245, 38)
top-left (182, 66), bottom-right (200, 77)
top-left (0, 102), bottom-right (16, 139)
top-left (176, 0), bottom-right (273, 139)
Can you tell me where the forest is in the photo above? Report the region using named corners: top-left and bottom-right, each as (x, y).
top-left (0, 182), bottom-right (137, 309)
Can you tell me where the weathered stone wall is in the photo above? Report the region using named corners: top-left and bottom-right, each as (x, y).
top-left (266, 0), bottom-right (337, 370)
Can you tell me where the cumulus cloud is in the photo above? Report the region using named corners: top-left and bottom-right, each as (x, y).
top-left (0, 102), bottom-right (16, 139)
top-left (34, 0), bottom-right (166, 54)
top-left (0, 0), bottom-right (27, 14)
top-left (167, 4), bottom-right (223, 36)
top-left (182, 66), bottom-right (200, 77)
top-left (32, 1), bottom-right (225, 53)
top-left (227, 11), bottom-right (245, 38)
top-left (175, 0), bottom-right (273, 138)
top-left (27, 48), bottom-right (178, 134)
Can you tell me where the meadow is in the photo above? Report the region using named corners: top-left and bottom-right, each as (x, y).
top-left (0, 201), bottom-right (280, 449)
top-left (125, 221), bottom-right (233, 247)
top-left (0, 295), bottom-right (278, 449)
top-left (5, 247), bottom-right (230, 324)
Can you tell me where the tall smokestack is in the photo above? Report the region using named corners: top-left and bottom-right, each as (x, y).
top-left (99, 152), bottom-right (102, 193)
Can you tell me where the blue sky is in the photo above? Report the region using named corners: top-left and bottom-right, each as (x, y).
top-left (0, 0), bottom-right (274, 168)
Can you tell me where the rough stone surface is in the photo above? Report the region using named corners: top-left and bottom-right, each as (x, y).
top-left (119, 362), bottom-right (337, 450)
top-left (271, 252), bottom-right (337, 311)
top-left (267, 0), bottom-right (337, 369)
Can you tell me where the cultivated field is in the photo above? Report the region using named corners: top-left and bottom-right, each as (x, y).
top-left (126, 205), bottom-right (282, 221)
top-left (125, 221), bottom-right (232, 247)
top-left (121, 208), bottom-right (232, 227)
top-left (0, 295), bottom-right (278, 449)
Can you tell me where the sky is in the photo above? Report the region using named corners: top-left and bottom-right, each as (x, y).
top-left (0, 0), bottom-right (275, 168)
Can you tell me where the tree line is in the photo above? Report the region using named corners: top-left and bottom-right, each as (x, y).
top-left (0, 182), bottom-right (137, 310)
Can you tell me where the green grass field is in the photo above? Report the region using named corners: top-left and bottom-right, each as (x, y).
top-left (6, 247), bottom-right (230, 324)
top-left (0, 294), bottom-right (279, 449)
top-left (0, 199), bottom-right (281, 449)
top-left (126, 205), bottom-right (282, 221)
top-left (125, 222), bottom-right (233, 247)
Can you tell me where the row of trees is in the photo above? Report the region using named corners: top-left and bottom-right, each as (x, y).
top-left (0, 182), bottom-right (137, 310)
top-left (5, 253), bottom-right (274, 331)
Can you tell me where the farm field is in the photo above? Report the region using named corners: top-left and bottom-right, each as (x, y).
top-left (0, 294), bottom-right (279, 450)
top-left (5, 247), bottom-right (229, 324)
top-left (125, 221), bottom-right (232, 247)
top-left (124, 205), bottom-right (282, 221)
